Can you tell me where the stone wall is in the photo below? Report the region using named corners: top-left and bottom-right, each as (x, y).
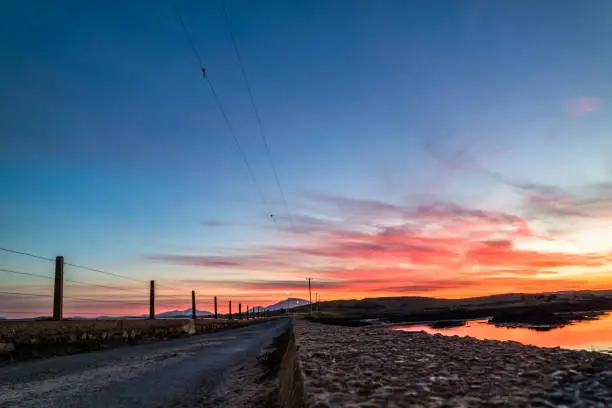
top-left (276, 324), bottom-right (306, 408)
top-left (0, 318), bottom-right (273, 362)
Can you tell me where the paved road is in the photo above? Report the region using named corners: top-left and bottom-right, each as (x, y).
top-left (0, 319), bottom-right (291, 408)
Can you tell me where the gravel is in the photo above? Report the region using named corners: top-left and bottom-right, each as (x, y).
top-left (294, 320), bottom-right (612, 407)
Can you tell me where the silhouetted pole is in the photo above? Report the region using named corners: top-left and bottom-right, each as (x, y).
top-left (229, 300), bottom-right (232, 319)
top-left (238, 303), bottom-right (242, 319)
top-left (307, 277), bottom-right (313, 316)
top-left (191, 290), bottom-right (196, 320)
top-left (246, 305), bottom-right (249, 319)
top-left (214, 296), bottom-right (218, 319)
top-left (150, 280), bottom-right (155, 319)
top-left (53, 256), bottom-right (64, 321)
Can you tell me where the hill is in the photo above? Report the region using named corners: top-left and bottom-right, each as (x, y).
top-left (248, 298), bottom-right (310, 313)
top-left (295, 290), bottom-right (612, 325)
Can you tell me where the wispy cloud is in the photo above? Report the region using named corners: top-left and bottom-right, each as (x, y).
top-left (148, 192), bottom-right (612, 299)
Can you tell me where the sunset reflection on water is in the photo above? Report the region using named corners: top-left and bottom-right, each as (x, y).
top-left (394, 312), bottom-right (612, 351)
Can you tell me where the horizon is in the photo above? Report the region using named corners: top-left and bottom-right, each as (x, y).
top-left (2, 1), bottom-right (612, 318)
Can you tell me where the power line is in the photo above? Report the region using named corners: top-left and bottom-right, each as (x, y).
top-left (170, 0), bottom-right (276, 223)
top-left (0, 311), bottom-right (142, 316)
top-left (219, 0), bottom-right (293, 230)
top-left (0, 310), bottom-right (50, 315)
top-left (0, 247), bottom-right (54, 262)
top-left (64, 279), bottom-right (149, 295)
top-left (1, 266), bottom-right (148, 295)
top-left (0, 291), bottom-right (146, 304)
top-left (170, 0), bottom-right (204, 68)
top-left (64, 296), bottom-right (148, 304)
top-left (0, 291), bottom-right (51, 298)
top-left (0, 268), bottom-right (53, 280)
top-left (0, 247), bottom-right (147, 286)
top-left (64, 262), bottom-right (149, 284)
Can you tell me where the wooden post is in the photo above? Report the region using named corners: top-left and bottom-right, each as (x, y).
top-left (191, 290), bottom-right (196, 320)
top-left (307, 277), bottom-right (313, 316)
top-left (214, 296), bottom-right (218, 319)
top-left (53, 256), bottom-right (64, 321)
top-left (229, 300), bottom-right (232, 319)
top-left (239, 303), bottom-right (242, 319)
top-left (149, 280), bottom-right (155, 319)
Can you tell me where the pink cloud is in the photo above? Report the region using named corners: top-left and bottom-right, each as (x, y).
top-left (568, 97), bottom-right (604, 116)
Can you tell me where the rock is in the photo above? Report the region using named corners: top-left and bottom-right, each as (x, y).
top-left (0, 342), bottom-right (15, 353)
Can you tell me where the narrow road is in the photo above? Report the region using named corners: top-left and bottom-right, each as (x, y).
top-left (0, 319), bottom-right (291, 408)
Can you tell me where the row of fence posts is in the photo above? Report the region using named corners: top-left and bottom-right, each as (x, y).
top-left (51, 256), bottom-right (269, 321)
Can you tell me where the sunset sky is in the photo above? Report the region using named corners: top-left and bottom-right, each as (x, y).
top-left (1, 1), bottom-right (612, 317)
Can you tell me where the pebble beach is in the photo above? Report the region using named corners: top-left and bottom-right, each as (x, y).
top-left (294, 320), bottom-right (612, 407)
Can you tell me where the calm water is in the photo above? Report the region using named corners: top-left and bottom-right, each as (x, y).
top-left (394, 312), bottom-right (612, 352)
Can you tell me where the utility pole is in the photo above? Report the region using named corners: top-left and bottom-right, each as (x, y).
top-left (53, 256), bottom-right (64, 321)
top-left (191, 290), bottom-right (196, 320)
top-left (306, 277), bottom-right (313, 316)
top-left (229, 300), bottom-right (232, 319)
top-left (239, 303), bottom-right (242, 319)
top-left (149, 280), bottom-right (155, 319)
top-left (214, 296), bottom-right (218, 319)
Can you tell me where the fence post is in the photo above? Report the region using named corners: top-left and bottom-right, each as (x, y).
top-left (53, 256), bottom-right (64, 321)
top-left (229, 300), bottom-right (232, 320)
top-left (150, 280), bottom-right (155, 319)
top-left (191, 290), bottom-right (196, 320)
top-left (239, 303), bottom-right (242, 319)
top-left (214, 296), bottom-right (218, 319)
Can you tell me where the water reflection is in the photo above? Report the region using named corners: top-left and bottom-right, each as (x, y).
top-left (394, 312), bottom-right (612, 351)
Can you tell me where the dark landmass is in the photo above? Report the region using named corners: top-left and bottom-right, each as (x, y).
top-left (489, 309), bottom-right (605, 328)
top-left (429, 320), bottom-right (467, 329)
top-left (299, 290), bottom-right (612, 328)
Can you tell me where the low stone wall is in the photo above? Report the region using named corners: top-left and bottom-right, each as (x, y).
top-left (0, 317), bottom-right (274, 362)
top-left (276, 325), bottom-right (306, 408)
top-left (194, 317), bottom-right (275, 333)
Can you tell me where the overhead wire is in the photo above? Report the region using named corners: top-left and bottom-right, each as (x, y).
top-left (0, 291), bottom-right (51, 298)
top-left (219, 0), bottom-right (294, 230)
top-left (0, 247), bottom-right (54, 262)
top-left (0, 268), bottom-right (53, 280)
top-left (0, 267), bottom-right (146, 295)
top-left (170, 0), bottom-right (276, 224)
top-left (64, 261), bottom-right (149, 284)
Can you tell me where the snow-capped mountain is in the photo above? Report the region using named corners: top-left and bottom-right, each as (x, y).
top-left (248, 298), bottom-right (310, 313)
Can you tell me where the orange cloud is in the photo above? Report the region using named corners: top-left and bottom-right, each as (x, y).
top-left (149, 194), bottom-right (612, 301)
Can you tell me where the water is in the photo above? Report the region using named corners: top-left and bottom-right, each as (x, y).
top-left (393, 312), bottom-right (612, 352)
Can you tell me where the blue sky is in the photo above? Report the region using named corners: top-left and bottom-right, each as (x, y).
top-left (1, 1), bottom-right (612, 315)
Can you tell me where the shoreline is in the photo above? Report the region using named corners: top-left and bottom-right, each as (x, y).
top-left (295, 319), bottom-right (612, 407)
top-left (309, 309), bottom-right (612, 332)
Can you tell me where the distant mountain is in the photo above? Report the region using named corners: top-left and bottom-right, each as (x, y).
top-left (248, 298), bottom-right (310, 313)
top-left (155, 308), bottom-right (213, 318)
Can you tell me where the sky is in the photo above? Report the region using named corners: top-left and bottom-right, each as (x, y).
top-left (1, 0), bottom-right (612, 317)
